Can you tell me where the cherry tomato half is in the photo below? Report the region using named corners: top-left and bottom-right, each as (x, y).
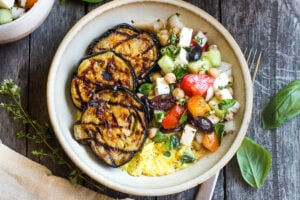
top-left (180, 74), bottom-right (215, 96)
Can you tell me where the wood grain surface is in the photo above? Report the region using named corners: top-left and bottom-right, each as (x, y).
top-left (0, 0), bottom-right (299, 199)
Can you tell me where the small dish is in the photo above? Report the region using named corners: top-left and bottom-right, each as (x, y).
top-left (0, 0), bottom-right (55, 44)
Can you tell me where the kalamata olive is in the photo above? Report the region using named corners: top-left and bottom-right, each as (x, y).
top-left (188, 43), bottom-right (202, 62)
top-left (149, 94), bottom-right (176, 111)
top-left (193, 116), bottom-right (213, 133)
top-left (160, 125), bottom-right (183, 133)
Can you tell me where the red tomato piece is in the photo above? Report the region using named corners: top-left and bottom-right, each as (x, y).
top-left (202, 42), bottom-right (209, 51)
top-left (190, 40), bottom-right (197, 47)
top-left (180, 74), bottom-right (215, 96)
top-left (161, 104), bottom-right (185, 129)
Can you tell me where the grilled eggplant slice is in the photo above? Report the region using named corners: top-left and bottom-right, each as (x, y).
top-left (71, 51), bottom-right (137, 109)
top-left (73, 86), bottom-right (148, 167)
top-left (87, 23), bottom-right (160, 79)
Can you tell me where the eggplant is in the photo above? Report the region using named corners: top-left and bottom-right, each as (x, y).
top-left (71, 51), bottom-right (137, 109)
top-left (73, 86), bottom-right (148, 167)
top-left (87, 23), bottom-right (160, 80)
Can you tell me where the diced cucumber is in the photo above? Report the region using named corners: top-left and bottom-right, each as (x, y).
top-left (188, 58), bottom-right (212, 74)
top-left (0, 8), bottom-right (12, 25)
top-left (158, 54), bottom-right (176, 73)
top-left (201, 48), bottom-right (222, 67)
top-left (208, 97), bottom-right (227, 120)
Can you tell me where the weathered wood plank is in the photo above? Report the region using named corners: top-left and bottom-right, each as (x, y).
top-left (0, 39), bottom-right (29, 156)
top-left (221, 0), bottom-right (300, 200)
top-left (27, 0), bottom-right (85, 178)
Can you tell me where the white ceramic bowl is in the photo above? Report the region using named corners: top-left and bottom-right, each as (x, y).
top-left (47, 0), bottom-right (253, 196)
top-left (0, 0), bottom-right (55, 44)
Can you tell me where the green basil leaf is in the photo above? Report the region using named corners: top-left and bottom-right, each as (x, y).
top-left (153, 131), bottom-right (168, 143)
top-left (237, 137), bottom-right (271, 189)
top-left (138, 83), bottom-right (153, 95)
top-left (219, 99), bottom-right (236, 110)
top-left (262, 79), bottom-right (300, 129)
top-left (179, 111), bottom-right (187, 125)
top-left (214, 123), bottom-right (224, 143)
top-left (154, 110), bottom-right (165, 123)
top-left (181, 152), bottom-right (195, 164)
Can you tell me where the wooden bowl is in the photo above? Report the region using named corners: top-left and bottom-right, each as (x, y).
top-left (0, 0), bottom-right (55, 44)
top-left (47, 0), bottom-right (253, 196)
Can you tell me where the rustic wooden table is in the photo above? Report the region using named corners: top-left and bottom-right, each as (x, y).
top-left (1, 0), bottom-right (300, 199)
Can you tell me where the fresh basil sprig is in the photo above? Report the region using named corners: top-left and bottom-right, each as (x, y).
top-left (262, 79), bottom-right (300, 129)
top-left (237, 137), bottom-right (271, 189)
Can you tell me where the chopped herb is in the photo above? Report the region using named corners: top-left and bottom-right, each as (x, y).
top-left (179, 111), bottom-right (187, 125)
top-left (181, 152), bottom-right (195, 164)
top-left (169, 32), bottom-right (178, 45)
top-left (153, 131), bottom-right (168, 143)
top-left (177, 98), bottom-right (187, 105)
top-left (154, 110), bottom-right (166, 123)
top-left (219, 99), bottom-right (236, 110)
top-left (164, 151), bottom-right (171, 157)
top-left (173, 65), bottom-right (188, 80)
top-left (138, 83), bottom-right (153, 95)
top-left (169, 135), bottom-right (181, 150)
top-left (169, 84), bottom-right (175, 93)
top-left (161, 45), bottom-right (180, 59)
top-left (194, 36), bottom-right (203, 44)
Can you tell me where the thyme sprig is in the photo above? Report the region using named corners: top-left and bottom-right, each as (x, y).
top-left (0, 79), bottom-right (103, 191)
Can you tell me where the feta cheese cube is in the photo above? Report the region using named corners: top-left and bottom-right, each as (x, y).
top-left (178, 27), bottom-right (193, 47)
top-left (180, 124), bottom-right (197, 146)
top-left (194, 31), bottom-right (208, 47)
top-left (11, 6), bottom-right (25, 19)
top-left (213, 73), bottom-right (229, 90)
top-left (205, 86), bottom-right (214, 101)
top-left (207, 114), bottom-right (221, 124)
top-left (215, 88), bottom-right (233, 100)
top-left (224, 120), bottom-right (235, 133)
top-left (0, 0), bottom-right (14, 9)
top-left (155, 77), bottom-right (170, 96)
top-left (175, 48), bottom-right (188, 65)
top-left (218, 62), bottom-right (232, 77)
top-left (228, 101), bottom-right (240, 113)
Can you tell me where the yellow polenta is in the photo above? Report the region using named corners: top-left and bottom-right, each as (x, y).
top-left (121, 139), bottom-right (207, 176)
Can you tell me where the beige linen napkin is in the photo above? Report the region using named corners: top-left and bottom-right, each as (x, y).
top-left (0, 141), bottom-right (114, 200)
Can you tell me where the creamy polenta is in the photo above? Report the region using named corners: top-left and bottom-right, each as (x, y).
top-left (121, 137), bottom-right (207, 176)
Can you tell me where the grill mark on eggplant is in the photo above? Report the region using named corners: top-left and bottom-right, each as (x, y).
top-left (70, 51), bottom-right (137, 109)
top-left (87, 24), bottom-right (160, 79)
top-left (73, 86), bottom-right (148, 167)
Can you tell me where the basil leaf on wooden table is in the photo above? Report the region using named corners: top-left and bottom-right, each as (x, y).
top-left (237, 137), bottom-right (271, 189)
top-left (262, 79), bottom-right (300, 129)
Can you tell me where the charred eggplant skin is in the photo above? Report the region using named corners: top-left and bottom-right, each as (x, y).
top-left (87, 23), bottom-right (161, 80)
top-left (70, 51), bottom-right (138, 110)
top-left (73, 86), bottom-right (149, 167)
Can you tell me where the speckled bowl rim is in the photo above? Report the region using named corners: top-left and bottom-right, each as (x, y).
top-left (47, 0), bottom-right (253, 196)
top-left (0, 0), bottom-right (55, 44)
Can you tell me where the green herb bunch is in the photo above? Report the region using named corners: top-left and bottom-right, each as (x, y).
top-left (0, 79), bottom-right (103, 191)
